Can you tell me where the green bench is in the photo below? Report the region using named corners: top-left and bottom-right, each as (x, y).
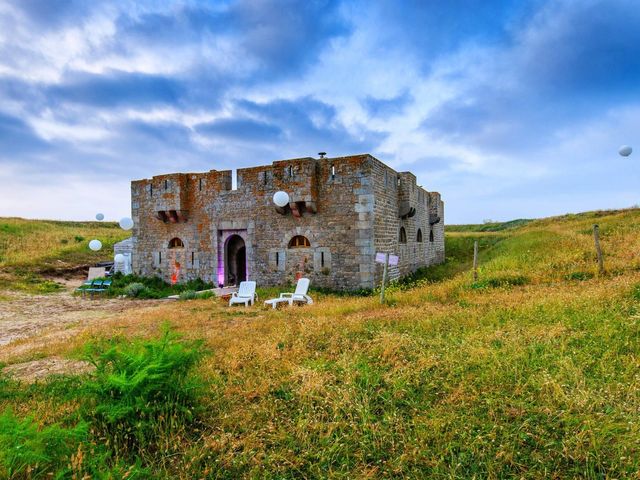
top-left (76, 279), bottom-right (112, 296)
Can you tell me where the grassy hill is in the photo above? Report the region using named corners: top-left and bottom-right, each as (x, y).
top-left (0, 217), bottom-right (129, 292)
top-left (446, 218), bottom-right (533, 232)
top-left (2, 208), bottom-right (640, 478)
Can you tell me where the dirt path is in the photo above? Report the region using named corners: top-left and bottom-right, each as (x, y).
top-left (0, 289), bottom-right (159, 346)
top-left (0, 286), bottom-right (166, 378)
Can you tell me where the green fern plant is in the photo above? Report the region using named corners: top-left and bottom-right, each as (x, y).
top-left (82, 325), bottom-right (206, 458)
top-left (0, 409), bottom-right (87, 479)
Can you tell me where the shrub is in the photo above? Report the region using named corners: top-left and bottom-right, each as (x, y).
top-left (0, 409), bottom-right (87, 479)
top-left (565, 271), bottom-right (594, 281)
top-left (82, 326), bottom-right (206, 458)
top-left (471, 274), bottom-right (529, 289)
top-left (179, 290), bottom-right (197, 300)
top-left (196, 291), bottom-right (214, 300)
top-left (108, 274), bottom-right (214, 299)
top-left (124, 282), bottom-right (146, 298)
top-left (74, 235), bottom-right (85, 243)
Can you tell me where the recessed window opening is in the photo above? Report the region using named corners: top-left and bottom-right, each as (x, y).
top-left (168, 237), bottom-right (184, 249)
top-left (331, 164), bottom-right (335, 179)
top-left (159, 251), bottom-right (162, 263)
top-left (191, 251), bottom-right (195, 264)
top-left (417, 228), bottom-right (423, 243)
top-left (429, 229), bottom-right (434, 242)
top-left (150, 183), bottom-right (153, 196)
top-left (276, 251), bottom-right (280, 266)
top-left (288, 165), bottom-right (294, 177)
top-left (321, 251), bottom-right (325, 267)
top-left (288, 235), bottom-right (311, 248)
top-left (399, 227), bottom-right (407, 244)
top-left (397, 177), bottom-right (401, 187)
top-left (164, 179), bottom-right (168, 190)
top-left (263, 171), bottom-right (268, 185)
top-left (199, 178), bottom-right (203, 191)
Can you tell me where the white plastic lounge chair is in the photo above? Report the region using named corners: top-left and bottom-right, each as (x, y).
top-left (264, 278), bottom-right (313, 309)
top-left (229, 281), bottom-right (257, 307)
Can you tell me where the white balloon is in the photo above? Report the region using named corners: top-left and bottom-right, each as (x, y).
top-left (89, 239), bottom-right (102, 251)
top-left (619, 145), bottom-right (633, 157)
top-left (273, 191), bottom-right (290, 207)
top-left (119, 217), bottom-right (134, 230)
top-left (95, 213), bottom-right (104, 221)
top-left (114, 253), bottom-right (125, 263)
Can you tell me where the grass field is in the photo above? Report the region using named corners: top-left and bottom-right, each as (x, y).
top-left (0, 217), bottom-right (129, 293)
top-left (1, 209), bottom-right (640, 478)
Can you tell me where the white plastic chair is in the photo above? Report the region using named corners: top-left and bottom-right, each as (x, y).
top-left (229, 281), bottom-right (257, 307)
top-left (264, 278), bottom-right (313, 309)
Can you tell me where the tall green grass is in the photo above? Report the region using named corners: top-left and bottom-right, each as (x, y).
top-left (0, 411), bottom-right (86, 478)
top-left (0, 327), bottom-right (206, 477)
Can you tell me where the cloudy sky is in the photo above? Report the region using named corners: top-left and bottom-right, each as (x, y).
top-left (0, 0), bottom-right (638, 223)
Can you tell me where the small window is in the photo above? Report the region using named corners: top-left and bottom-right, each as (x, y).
top-left (397, 177), bottom-right (401, 187)
top-left (276, 251), bottom-right (279, 266)
top-left (158, 251), bottom-right (162, 264)
top-left (331, 164), bottom-right (335, 179)
top-left (429, 229), bottom-right (434, 242)
top-left (288, 165), bottom-right (294, 177)
top-left (399, 227), bottom-right (407, 244)
top-left (191, 251), bottom-right (195, 264)
top-left (164, 179), bottom-right (168, 190)
top-left (150, 183), bottom-right (153, 197)
top-left (168, 237), bottom-right (184, 249)
top-left (199, 178), bottom-right (203, 191)
top-left (288, 235), bottom-right (310, 248)
top-left (321, 251), bottom-right (325, 267)
top-left (417, 228), bottom-right (423, 243)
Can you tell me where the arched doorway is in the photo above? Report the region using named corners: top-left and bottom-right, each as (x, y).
top-left (225, 235), bottom-right (246, 286)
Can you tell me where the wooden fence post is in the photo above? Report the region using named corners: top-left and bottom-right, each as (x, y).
top-left (593, 224), bottom-right (604, 275)
top-left (473, 240), bottom-right (479, 282)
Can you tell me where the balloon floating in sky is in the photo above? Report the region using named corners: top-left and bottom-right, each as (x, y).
top-left (89, 239), bottom-right (102, 251)
top-left (273, 191), bottom-right (290, 208)
top-left (119, 217), bottom-right (134, 230)
top-left (95, 213), bottom-right (104, 221)
top-left (619, 145), bottom-right (633, 157)
top-left (114, 253), bottom-right (125, 263)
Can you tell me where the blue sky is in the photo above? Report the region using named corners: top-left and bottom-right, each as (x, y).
top-left (0, 0), bottom-right (638, 223)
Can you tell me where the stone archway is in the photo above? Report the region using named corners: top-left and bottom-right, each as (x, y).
top-left (225, 234), bottom-right (246, 286)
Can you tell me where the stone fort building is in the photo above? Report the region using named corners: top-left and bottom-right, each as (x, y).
top-left (130, 154), bottom-right (444, 291)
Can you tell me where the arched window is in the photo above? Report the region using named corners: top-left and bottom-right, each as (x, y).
top-left (429, 229), bottom-right (434, 242)
top-left (288, 235), bottom-right (310, 248)
top-left (399, 227), bottom-right (407, 244)
top-left (168, 237), bottom-right (184, 249)
top-left (416, 228), bottom-right (423, 243)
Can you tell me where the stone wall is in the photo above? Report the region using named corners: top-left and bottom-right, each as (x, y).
top-left (131, 154), bottom-right (444, 291)
top-left (369, 157), bottom-right (445, 284)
